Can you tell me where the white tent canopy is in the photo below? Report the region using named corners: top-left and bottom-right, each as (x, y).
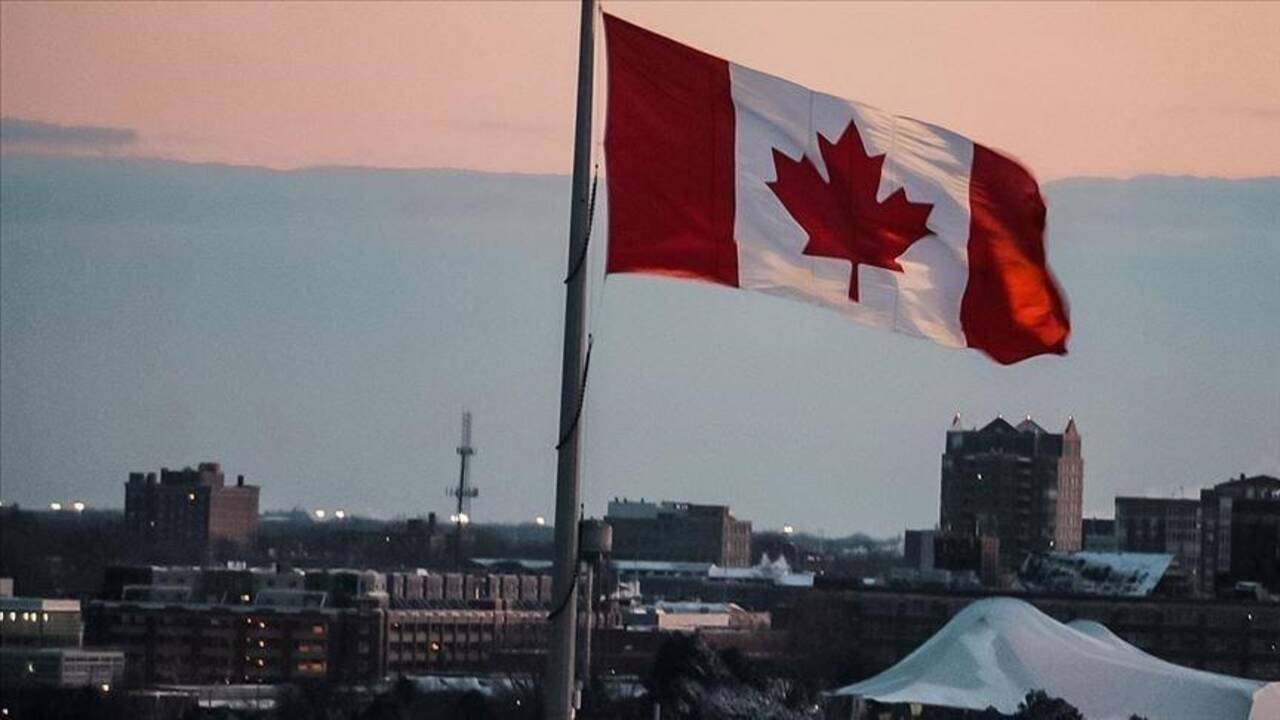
top-left (830, 597), bottom-right (1279, 720)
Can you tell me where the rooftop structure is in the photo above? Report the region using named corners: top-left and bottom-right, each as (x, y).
top-left (1016, 551), bottom-right (1173, 597)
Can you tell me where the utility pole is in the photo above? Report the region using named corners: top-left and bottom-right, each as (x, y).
top-left (545, 1), bottom-right (596, 717)
top-left (448, 411), bottom-right (478, 569)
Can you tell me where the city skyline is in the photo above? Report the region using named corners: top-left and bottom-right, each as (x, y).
top-left (1, 157), bottom-right (1276, 535)
top-left (1, 3), bottom-right (1277, 537)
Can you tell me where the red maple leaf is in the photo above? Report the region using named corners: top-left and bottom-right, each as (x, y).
top-left (767, 121), bottom-right (934, 302)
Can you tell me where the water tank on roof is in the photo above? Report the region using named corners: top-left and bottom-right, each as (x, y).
top-left (579, 519), bottom-right (612, 559)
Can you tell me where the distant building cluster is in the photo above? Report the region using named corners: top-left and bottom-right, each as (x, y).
top-left (3, 425), bottom-right (1276, 703)
top-left (1082, 475), bottom-right (1280, 598)
top-left (86, 563), bottom-right (554, 686)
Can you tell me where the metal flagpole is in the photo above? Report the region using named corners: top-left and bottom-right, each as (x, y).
top-left (545, 0), bottom-right (596, 718)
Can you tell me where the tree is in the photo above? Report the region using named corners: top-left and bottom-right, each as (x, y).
top-left (1013, 690), bottom-right (1084, 720)
top-left (645, 633), bottom-right (817, 720)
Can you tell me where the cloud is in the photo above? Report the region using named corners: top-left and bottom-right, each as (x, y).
top-left (0, 117), bottom-right (138, 150)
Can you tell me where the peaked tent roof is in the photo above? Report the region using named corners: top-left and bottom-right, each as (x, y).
top-left (830, 597), bottom-right (1277, 720)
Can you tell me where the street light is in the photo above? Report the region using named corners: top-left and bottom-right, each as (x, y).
top-left (49, 502), bottom-right (62, 511)
top-left (72, 502), bottom-right (86, 513)
top-left (313, 509), bottom-right (326, 520)
top-left (334, 510), bottom-right (346, 520)
top-left (450, 512), bottom-right (470, 525)
top-left (782, 525), bottom-right (795, 535)
top-left (534, 516), bottom-right (546, 527)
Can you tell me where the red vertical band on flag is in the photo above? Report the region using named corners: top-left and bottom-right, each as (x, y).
top-left (603, 14), bottom-right (739, 286)
top-left (961, 145), bottom-right (1071, 364)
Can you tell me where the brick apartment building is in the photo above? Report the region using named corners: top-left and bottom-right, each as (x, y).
top-left (85, 565), bottom-right (555, 685)
top-left (940, 416), bottom-right (1083, 568)
top-left (84, 601), bottom-right (383, 686)
top-left (124, 462), bottom-right (259, 563)
top-left (606, 499), bottom-right (752, 567)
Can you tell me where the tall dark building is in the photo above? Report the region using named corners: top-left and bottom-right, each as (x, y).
top-left (605, 500), bottom-right (752, 567)
top-left (940, 415), bottom-right (1083, 568)
top-left (1199, 474), bottom-right (1280, 596)
top-left (124, 462), bottom-right (260, 562)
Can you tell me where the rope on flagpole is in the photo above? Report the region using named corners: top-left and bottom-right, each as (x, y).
top-left (545, 504), bottom-right (584, 621)
top-left (554, 334), bottom-right (594, 451)
top-left (555, 165), bottom-right (599, 452)
top-left (564, 166), bottom-right (600, 286)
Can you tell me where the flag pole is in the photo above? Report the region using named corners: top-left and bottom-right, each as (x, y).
top-left (546, 0), bottom-right (596, 718)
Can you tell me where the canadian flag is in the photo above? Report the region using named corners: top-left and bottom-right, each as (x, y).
top-left (603, 14), bottom-right (1070, 365)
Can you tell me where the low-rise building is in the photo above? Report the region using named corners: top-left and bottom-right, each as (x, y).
top-left (902, 529), bottom-right (1000, 588)
top-left (83, 564), bottom-right (560, 683)
top-left (0, 596), bottom-right (125, 690)
top-left (606, 499), bottom-right (752, 567)
top-left (0, 648), bottom-right (125, 689)
top-left (84, 600), bottom-right (384, 686)
top-left (622, 601), bottom-right (769, 632)
top-left (1082, 518), bottom-right (1118, 552)
top-left (0, 597), bottom-right (83, 648)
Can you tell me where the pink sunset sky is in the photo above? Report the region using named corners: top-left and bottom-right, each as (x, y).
top-left (2, 1), bottom-right (1277, 179)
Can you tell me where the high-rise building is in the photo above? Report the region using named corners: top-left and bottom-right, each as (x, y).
top-left (124, 462), bottom-right (259, 562)
top-left (1115, 496), bottom-right (1201, 588)
top-left (940, 415), bottom-right (1083, 568)
top-left (1199, 474), bottom-right (1280, 597)
top-left (605, 500), bottom-right (752, 567)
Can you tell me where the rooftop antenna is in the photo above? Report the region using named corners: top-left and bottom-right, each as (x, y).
top-left (447, 410), bottom-right (479, 569)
